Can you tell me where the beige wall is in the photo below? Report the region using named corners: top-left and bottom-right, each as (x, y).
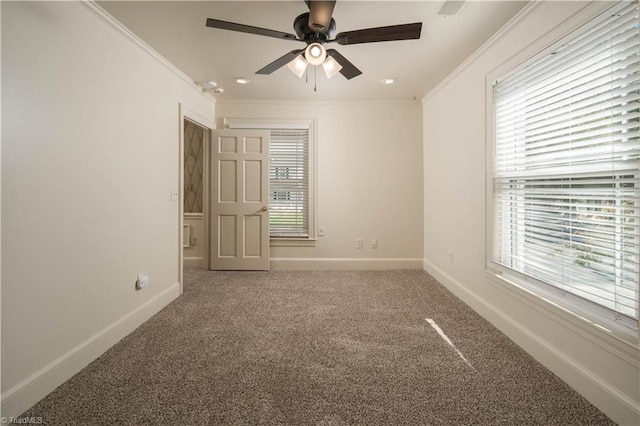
top-left (216, 101), bottom-right (424, 270)
top-left (1, 1), bottom-right (215, 416)
top-left (422, 2), bottom-right (639, 424)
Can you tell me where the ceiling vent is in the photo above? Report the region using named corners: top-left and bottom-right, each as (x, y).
top-left (435, 1), bottom-right (467, 17)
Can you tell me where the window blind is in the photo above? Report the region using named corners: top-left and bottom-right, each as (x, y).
top-left (492, 2), bottom-right (639, 322)
top-left (269, 128), bottom-right (309, 237)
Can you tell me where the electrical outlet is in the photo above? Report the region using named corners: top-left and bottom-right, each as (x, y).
top-left (371, 239), bottom-right (378, 249)
top-left (136, 274), bottom-right (149, 290)
top-left (356, 239), bottom-right (363, 249)
top-left (449, 251), bottom-right (454, 263)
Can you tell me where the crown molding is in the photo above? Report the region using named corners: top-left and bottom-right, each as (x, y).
top-left (78, 0), bottom-right (216, 103)
top-left (421, 0), bottom-right (625, 104)
top-left (421, 0), bottom-right (544, 103)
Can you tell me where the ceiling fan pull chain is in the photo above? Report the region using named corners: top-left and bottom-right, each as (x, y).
top-left (314, 66), bottom-right (317, 92)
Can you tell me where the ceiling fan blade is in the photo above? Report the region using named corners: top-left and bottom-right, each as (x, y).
top-left (206, 18), bottom-right (300, 41)
top-left (326, 49), bottom-right (362, 80)
top-left (256, 49), bottom-right (305, 75)
top-left (306, 1), bottom-right (336, 33)
top-left (332, 22), bottom-right (422, 45)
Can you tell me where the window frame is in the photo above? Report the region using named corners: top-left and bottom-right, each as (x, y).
top-left (224, 117), bottom-right (317, 247)
top-left (485, 1), bottom-right (639, 345)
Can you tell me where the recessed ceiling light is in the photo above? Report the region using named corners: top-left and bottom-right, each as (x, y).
top-left (381, 78), bottom-right (398, 85)
top-left (235, 78), bottom-right (250, 84)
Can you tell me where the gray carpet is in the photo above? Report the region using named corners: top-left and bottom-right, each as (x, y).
top-left (23, 269), bottom-right (614, 425)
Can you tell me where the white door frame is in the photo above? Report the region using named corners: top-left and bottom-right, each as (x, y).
top-left (178, 104), bottom-right (216, 294)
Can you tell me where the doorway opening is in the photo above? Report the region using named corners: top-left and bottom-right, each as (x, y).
top-left (178, 105), bottom-right (215, 293)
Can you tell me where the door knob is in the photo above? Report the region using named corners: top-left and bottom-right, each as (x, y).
top-left (261, 206), bottom-right (268, 212)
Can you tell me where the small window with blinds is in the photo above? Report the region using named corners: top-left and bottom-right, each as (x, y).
top-left (269, 129), bottom-right (310, 237)
top-left (491, 2), bottom-right (639, 327)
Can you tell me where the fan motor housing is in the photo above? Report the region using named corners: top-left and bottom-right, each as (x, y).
top-left (294, 13), bottom-right (336, 42)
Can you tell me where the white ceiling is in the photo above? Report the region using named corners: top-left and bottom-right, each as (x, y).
top-left (98, 1), bottom-right (529, 101)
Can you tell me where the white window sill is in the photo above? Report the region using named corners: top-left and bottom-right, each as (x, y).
top-left (270, 238), bottom-right (317, 247)
top-left (485, 267), bottom-right (639, 366)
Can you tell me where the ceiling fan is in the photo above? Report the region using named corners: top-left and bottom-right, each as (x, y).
top-left (205, 1), bottom-right (422, 80)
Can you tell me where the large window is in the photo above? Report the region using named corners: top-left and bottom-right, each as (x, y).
top-left (225, 118), bottom-right (316, 244)
top-left (491, 2), bottom-right (639, 329)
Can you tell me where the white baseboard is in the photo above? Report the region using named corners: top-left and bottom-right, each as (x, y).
top-left (0, 282), bottom-right (181, 418)
top-left (270, 257), bottom-right (423, 270)
top-left (422, 260), bottom-right (640, 426)
top-left (183, 257), bottom-right (204, 269)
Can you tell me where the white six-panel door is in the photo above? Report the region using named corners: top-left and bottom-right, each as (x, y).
top-left (210, 129), bottom-right (270, 270)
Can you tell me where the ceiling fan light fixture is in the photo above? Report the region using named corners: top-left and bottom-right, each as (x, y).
top-left (322, 56), bottom-right (343, 79)
top-left (206, 7), bottom-right (422, 86)
top-left (287, 54), bottom-right (308, 78)
top-left (305, 42), bottom-right (326, 66)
